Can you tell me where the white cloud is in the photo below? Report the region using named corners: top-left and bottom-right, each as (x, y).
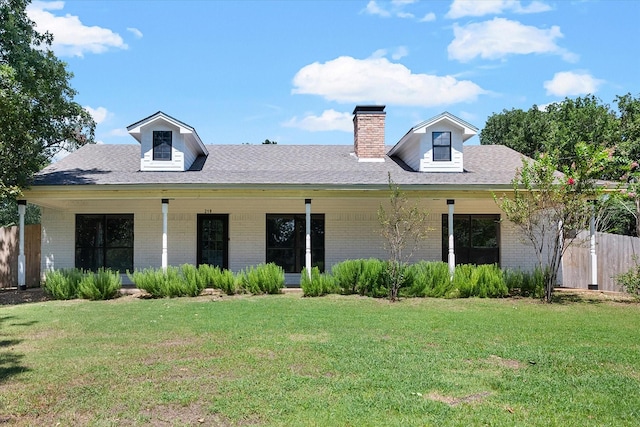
top-left (283, 110), bottom-right (353, 132)
top-left (448, 18), bottom-right (577, 62)
top-left (391, 46), bottom-right (409, 60)
top-left (363, 0), bottom-right (427, 20)
top-left (84, 106), bottom-right (110, 124)
top-left (420, 12), bottom-right (436, 22)
top-left (396, 12), bottom-right (415, 19)
top-left (446, 0), bottom-right (552, 19)
top-left (292, 55), bottom-right (485, 107)
top-left (27, 1), bottom-right (127, 57)
top-left (543, 71), bottom-right (604, 96)
top-left (107, 128), bottom-right (130, 137)
top-left (363, 0), bottom-right (391, 17)
top-left (127, 27), bottom-right (143, 38)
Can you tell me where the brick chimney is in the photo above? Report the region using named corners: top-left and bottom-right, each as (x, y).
top-left (353, 105), bottom-right (386, 162)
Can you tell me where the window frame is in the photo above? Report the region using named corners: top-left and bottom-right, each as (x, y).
top-left (75, 214), bottom-right (134, 272)
top-left (153, 130), bottom-right (172, 161)
top-left (441, 214), bottom-right (500, 266)
top-left (432, 131), bottom-right (452, 162)
top-left (266, 214), bottom-right (325, 273)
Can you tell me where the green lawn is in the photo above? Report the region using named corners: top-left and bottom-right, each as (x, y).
top-left (1, 293), bottom-right (639, 426)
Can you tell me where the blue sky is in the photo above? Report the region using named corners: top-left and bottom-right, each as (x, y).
top-left (26, 0), bottom-right (640, 148)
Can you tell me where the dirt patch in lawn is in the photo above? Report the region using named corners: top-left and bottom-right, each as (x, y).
top-left (425, 391), bottom-right (492, 407)
top-left (486, 354), bottom-right (525, 369)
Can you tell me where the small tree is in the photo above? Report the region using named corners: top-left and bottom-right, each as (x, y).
top-left (495, 144), bottom-right (607, 302)
top-left (378, 174), bottom-right (430, 301)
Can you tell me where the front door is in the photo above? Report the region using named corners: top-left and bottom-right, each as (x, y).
top-left (197, 214), bottom-right (229, 269)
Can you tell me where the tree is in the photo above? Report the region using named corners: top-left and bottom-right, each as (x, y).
top-left (0, 0), bottom-right (94, 219)
top-left (612, 93), bottom-right (640, 236)
top-left (495, 144), bottom-right (608, 302)
top-left (378, 174), bottom-right (430, 301)
top-left (262, 139), bottom-right (277, 144)
top-left (480, 95), bottom-right (619, 177)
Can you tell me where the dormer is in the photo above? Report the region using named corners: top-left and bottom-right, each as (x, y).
top-left (127, 111), bottom-right (208, 172)
top-left (388, 112), bottom-right (478, 173)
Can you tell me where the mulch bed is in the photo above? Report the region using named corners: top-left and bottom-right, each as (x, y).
top-left (0, 287), bottom-right (50, 305)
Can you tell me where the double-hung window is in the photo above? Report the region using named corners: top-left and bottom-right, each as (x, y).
top-left (432, 131), bottom-right (452, 162)
top-left (266, 214), bottom-right (325, 273)
top-left (153, 130), bottom-right (172, 161)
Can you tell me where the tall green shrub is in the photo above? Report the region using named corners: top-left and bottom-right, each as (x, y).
top-left (454, 264), bottom-right (507, 298)
top-left (238, 263), bottom-right (284, 294)
top-left (300, 267), bottom-right (337, 297)
top-left (404, 261), bottom-right (454, 298)
top-left (331, 259), bottom-right (363, 294)
top-left (128, 266), bottom-right (195, 298)
top-left (78, 268), bottom-right (121, 300)
top-left (615, 256), bottom-right (640, 297)
top-left (503, 267), bottom-right (545, 298)
top-left (198, 264), bottom-right (238, 295)
top-left (43, 268), bottom-right (83, 300)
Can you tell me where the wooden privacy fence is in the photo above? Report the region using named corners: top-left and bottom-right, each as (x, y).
top-left (0, 224), bottom-right (41, 289)
top-left (562, 231), bottom-right (640, 292)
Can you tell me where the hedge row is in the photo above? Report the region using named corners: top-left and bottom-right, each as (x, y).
top-left (301, 259), bottom-right (545, 299)
top-left (43, 263), bottom-right (285, 300)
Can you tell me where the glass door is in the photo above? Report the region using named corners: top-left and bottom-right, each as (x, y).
top-left (197, 214), bottom-right (228, 269)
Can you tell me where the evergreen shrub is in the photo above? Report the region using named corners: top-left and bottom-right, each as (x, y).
top-left (78, 268), bottom-right (121, 300)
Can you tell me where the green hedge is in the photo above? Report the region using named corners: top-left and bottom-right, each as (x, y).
top-left (44, 268), bottom-right (120, 300)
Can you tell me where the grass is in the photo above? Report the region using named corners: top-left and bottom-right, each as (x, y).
top-left (0, 292), bottom-right (639, 426)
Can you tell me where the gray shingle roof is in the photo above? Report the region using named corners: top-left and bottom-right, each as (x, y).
top-left (32, 144), bottom-right (526, 188)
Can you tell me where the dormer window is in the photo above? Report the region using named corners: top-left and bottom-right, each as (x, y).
top-left (433, 131), bottom-right (451, 162)
top-left (153, 131), bottom-right (172, 161)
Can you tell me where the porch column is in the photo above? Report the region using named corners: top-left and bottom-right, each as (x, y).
top-left (588, 204), bottom-right (598, 290)
top-left (18, 200), bottom-right (26, 290)
top-left (305, 199), bottom-right (312, 279)
top-left (162, 199), bottom-right (169, 272)
top-left (447, 199), bottom-right (455, 279)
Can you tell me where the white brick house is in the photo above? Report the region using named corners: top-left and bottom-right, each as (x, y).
top-left (22, 106), bottom-right (540, 285)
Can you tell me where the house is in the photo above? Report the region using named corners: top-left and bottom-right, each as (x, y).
top-left (20, 106), bottom-right (541, 285)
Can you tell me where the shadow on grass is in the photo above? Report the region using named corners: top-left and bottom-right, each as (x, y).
top-left (0, 352), bottom-right (30, 383)
top-left (551, 292), bottom-right (604, 305)
top-left (0, 316), bottom-right (33, 383)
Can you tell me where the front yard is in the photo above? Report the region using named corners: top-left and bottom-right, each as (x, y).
top-left (1, 292), bottom-right (639, 426)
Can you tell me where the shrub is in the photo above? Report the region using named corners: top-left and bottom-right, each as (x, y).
top-left (238, 263), bottom-right (284, 294)
top-left (198, 264), bottom-right (238, 295)
top-left (300, 267), bottom-right (337, 297)
top-left (454, 264), bottom-right (508, 298)
top-left (615, 256), bottom-right (640, 297)
top-left (404, 261), bottom-right (454, 298)
top-left (331, 259), bottom-right (363, 294)
top-left (180, 264), bottom-right (207, 297)
top-left (358, 259), bottom-right (389, 298)
top-left (331, 259), bottom-right (390, 297)
top-left (128, 265), bottom-right (205, 298)
top-left (43, 268), bottom-right (83, 300)
top-left (504, 267), bottom-right (546, 298)
top-left (78, 268), bottom-right (121, 300)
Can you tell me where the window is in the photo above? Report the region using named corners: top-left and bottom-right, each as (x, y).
top-left (153, 130), bottom-right (172, 160)
top-left (76, 214), bottom-right (134, 272)
top-left (432, 131), bottom-right (451, 162)
top-left (266, 214), bottom-right (325, 273)
top-left (442, 214), bottom-right (500, 265)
